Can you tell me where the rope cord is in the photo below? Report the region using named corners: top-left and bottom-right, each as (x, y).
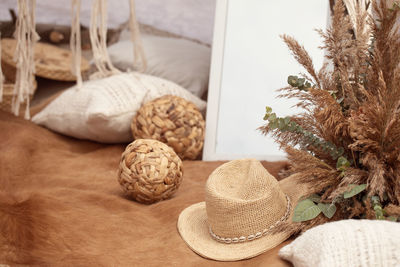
top-left (13, 0), bottom-right (39, 119)
top-left (128, 0), bottom-right (147, 72)
top-left (89, 0), bottom-right (120, 79)
top-left (70, 0), bottom-right (83, 88)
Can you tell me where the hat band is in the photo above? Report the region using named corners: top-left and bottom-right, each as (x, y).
top-left (208, 195), bottom-right (291, 244)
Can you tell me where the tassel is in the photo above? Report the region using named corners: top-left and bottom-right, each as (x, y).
top-left (70, 0), bottom-right (83, 88)
top-left (89, 0), bottom-right (120, 79)
top-left (128, 0), bottom-right (147, 72)
top-left (12, 0), bottom-right (39, 119)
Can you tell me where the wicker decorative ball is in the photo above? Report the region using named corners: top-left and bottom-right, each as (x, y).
top-left (118, 139), bottom-right (183, 204)
top-left (131, 95), bottom-right (205, 160)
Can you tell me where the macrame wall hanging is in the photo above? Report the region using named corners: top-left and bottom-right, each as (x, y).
top-left (89, 0), bottom-right (121, 79)
top-left (70, 0), bottom-right (147, 81)
top-left (70, 0), bottom-right (83, 88)
top-left (12, 0), bottom-right (39, 119)
top-left (0, 0), bottom-right (147, 118)
top-left (128, 0), bottom-right (147, 72)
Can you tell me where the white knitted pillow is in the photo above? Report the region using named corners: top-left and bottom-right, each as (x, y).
top-left (32, 73), bottom-right (206, 143)
top-left (279, 219), bottom-right (400, 267)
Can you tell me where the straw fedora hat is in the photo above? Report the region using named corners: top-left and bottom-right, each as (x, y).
top-left (177, 159), bottom-right (308, 261)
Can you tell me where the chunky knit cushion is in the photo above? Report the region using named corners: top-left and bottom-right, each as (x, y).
top-left (32, 73), bottom-right (206, 143)
top-left (279, 219), bottom-right (400, 267)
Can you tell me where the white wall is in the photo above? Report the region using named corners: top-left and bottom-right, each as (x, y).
top-left (0, 0), bottom-right (129, 29)
top-left (0, 0), bottom-right (216, 44)
top-left (213, 0), bottom-right (328, 159)
top-left (135, 0), bottom-right (216, 44)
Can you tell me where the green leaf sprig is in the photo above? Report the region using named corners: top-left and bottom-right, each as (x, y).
top-left (369, 195), bottom-right (398, 221)
top-left (318, 203), bottom-right (337, 219)
top-left (288, 75), bottom-right (345, 110)
top-left (293, 184), bottom-right (367, 222)
top-left (371, 196), bottom-right (385, 220)
top-left (287, 75), bottom-right (312, 91)
top-left (264, 106), bottom-right (345, 160)
top-left (336, 156), bottom-right (351, 178)
top-left (343, 184), bottom-right (367, 199)
top-left (293, 198), bottom-right (321, 222)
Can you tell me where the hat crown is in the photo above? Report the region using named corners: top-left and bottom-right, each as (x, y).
top-left (205, 159), bottom-right (288, 238)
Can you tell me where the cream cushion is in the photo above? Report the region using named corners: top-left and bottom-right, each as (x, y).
top-left (32, 73), bottom-right (206, 143)
top-left (279, 219), bottom-right (400, 267)
top-left (108, 34), bottom-right (211, 98)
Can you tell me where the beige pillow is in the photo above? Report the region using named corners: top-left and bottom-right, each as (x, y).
top-left (279, 219), bottom-right (400, 267)
top-left (108, 34), bottom-right (211, 98)
top-left (32, 72), bottom-right (206, 143)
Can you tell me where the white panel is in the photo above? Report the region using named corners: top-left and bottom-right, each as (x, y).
top-left (205, 0), bottom-right (328, 160)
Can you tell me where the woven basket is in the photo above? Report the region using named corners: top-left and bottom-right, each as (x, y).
top-left (131, 95), bottom-right (205, 160)
top-left (1, 38), bottom-right (89, 82)
top-left (118, 139), bottom-right (183, 204)
top-left (0, 80), bottom-right (37, 116)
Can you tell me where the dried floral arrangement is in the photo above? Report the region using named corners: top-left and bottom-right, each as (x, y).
top-left (260, 0), bottom-right (400, 234)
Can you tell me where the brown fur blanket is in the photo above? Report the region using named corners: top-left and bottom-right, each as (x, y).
top-left (0, 111), bottom-right (291, 266)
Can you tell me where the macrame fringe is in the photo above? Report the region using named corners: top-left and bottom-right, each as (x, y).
top-left (5, 0), bottom-right (146, 117)
top-left (13, 0), bottom-right (39, 119)
top-left (89, 0), bottom-right (146, 79)
top-left (70, 0), bottom-right (83, 88)
top-left (129, 0), bottom-right (147, 72)
top-left (89, 0), bottom-right (121, 79)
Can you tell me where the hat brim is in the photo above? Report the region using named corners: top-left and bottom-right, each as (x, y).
top-left (177, 174), bottom-right (307, 261)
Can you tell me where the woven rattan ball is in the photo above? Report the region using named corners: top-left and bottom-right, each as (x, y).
top-left (118, 139), bottom-right (183, 204)
top-left (131, 95), bottom-right (205, 160)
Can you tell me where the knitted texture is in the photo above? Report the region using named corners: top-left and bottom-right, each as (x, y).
top-left (138, 73), bottom-right (207, 110)
top-left (177, 159), bottom-right (310, 261)
top-left (32, 72), bottom-right (206, 143)
top-left (205, 159), bottom-right (287, 238)
top-left (279, 219), bottom-right (400, 267)
top-left (32, 73), bottom-right (147, 143)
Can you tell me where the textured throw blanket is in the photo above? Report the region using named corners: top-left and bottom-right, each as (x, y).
top-left (0, 111), bottom-right (291, 266)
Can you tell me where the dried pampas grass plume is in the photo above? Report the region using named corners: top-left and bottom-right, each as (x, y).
top-left (261, 0), bottom-right (400, 233)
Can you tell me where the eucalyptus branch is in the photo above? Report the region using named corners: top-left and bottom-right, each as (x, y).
top-left (288, 75), bottom-right (344, 105)
top-left (263, 106), bottom-right (346, 161)
top-left (371, 196), bottom-right (385, 220)
top-left (287, 75), bottom-right (312, 91)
